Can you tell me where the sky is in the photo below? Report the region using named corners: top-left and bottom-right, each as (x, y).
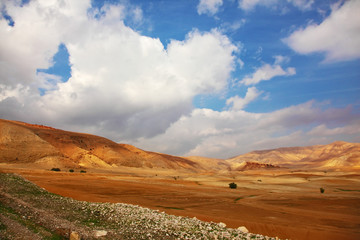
top-left (0, 0), bottom-right (359, 159)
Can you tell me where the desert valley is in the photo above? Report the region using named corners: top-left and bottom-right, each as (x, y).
top-left (1, 118), bottom-right (360, 240)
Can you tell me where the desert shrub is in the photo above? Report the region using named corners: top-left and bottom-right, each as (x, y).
top-left (80, 170), bottom-right (87, 173)
top-left (0, 222), bottom-right (7, 230)
top-left (51, 168), bottom-right (61, 172)
top-left (69, 169), bottom-right (74, 173)
top-left (229, 182), bottom-right (237, 189)
top-left (320, 187), bottom-right (325, 193)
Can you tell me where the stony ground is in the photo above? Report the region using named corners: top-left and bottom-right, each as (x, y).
top-left (0, 173), bottom-right (278, 240)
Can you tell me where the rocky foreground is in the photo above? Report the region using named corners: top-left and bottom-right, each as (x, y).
top-left (0, 173), bottom-right (279, 240)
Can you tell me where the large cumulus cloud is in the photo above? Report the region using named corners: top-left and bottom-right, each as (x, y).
top-left (0, 0), bottom-right (237, 141)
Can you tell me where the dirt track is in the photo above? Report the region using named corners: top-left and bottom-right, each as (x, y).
top-left (2, 166), bottom-right (360, 240)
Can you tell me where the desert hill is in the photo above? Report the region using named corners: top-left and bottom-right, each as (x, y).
top-left (1, 118), bottom-right (359, 172)
top-left (185, 156), bottom-right (230, 173)
top-left (227, 141), bottom-right (360, 171)
top-left (0, 119), bottom-right (200, 171)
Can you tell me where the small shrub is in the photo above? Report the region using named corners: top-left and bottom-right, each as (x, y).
top-left (80, 170), bottom-right (87, 173)
top-left (69, 169), bottom-right (74, 173)
top-left (51, 168), bottom-right (61, 172)
top-left (320, 187), bottom-right (325, 193)
top-left (229, 182), bottom-right (237, 189)
top-left (0, 222), bottom-right (7, 230)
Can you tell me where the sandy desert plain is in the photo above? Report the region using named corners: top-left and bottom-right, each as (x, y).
top-left (1, 119), bottom-right (360, 240)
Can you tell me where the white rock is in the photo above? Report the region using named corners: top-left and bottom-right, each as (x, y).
top-left (95, 230), bottom-right (107, 237)
top-left (238, 226), bottom-right (249, 233)
top-left (219, 222), bottom-right (226, 228)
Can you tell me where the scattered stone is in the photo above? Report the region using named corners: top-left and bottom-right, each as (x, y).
top-left (70, 231), bottom-right (80, 240)
top-left (95, 230), bottom-right (107, 237)
top-left (238, 226), bottom-right (249, 233)
top-left (219, 222), bottom-right (226, 228)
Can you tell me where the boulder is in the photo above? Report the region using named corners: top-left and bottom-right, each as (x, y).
top-left (219, 222), bottom-right (227, 228)
top-left (238, 226), bottom-right (249, 233)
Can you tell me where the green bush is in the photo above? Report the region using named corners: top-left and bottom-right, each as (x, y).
top-left (229, 182), bottom-right (237, 189)
top-left (320, 187), bottom-right (325, 193)
top-left (69, 169), bottom-right (74, 173)
top-left (51, 168), bottom-right (61, 172)
top-left (80, 170), bottom-right (87, 173)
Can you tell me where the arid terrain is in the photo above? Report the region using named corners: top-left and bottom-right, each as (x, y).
top-left (0, 173), bottom-right (272, 240)
top-left (1, 118), bottom-right (360, 239)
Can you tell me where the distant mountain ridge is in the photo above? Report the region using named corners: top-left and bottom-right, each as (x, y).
top-left (0, 119), bottom-right (359, 171)
top-left (227, 141), bottom-right (360, 171)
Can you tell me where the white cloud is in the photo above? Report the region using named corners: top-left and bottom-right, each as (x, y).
top-left (131, 101), bottom-right (360, 158)
top-left (197, 0), bottom-right (223, 16)
top-left (283, 0), bottom-right (360, 62)
top-left (238, 0), bottom-right (313, 11)
top-left (220, 19), bottom-right (246, 33)
top-left (287, 0), bottom-right (314, 11)
top-left (0, 0), bottom-right (238, 140)
top-left (307, 123), bottom-right (360, 136)
top-left (0, 84), bottom-right (29, 101)
top-left (273, 55), bottom-right (290, 65)
top-left (131, 6), bottom-right (143, 24)
top-left (237, 59), bottom-right (245, 69)
top-left (0, 0), bottom-right (75, 87)
top-left (226, 87), bottom-right (262, 110)
top-left (238, 0), bottom-right (264, 11)
top-left (241, 63), bottom-right (296, 86)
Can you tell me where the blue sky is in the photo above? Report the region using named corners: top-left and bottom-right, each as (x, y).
top-left (0, 0), bottom-right (359, 158)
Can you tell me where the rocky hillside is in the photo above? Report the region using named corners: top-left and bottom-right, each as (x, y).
top-left (0, 119), bottom-right (200, 171)
top-left (227, 141), bottom-right (360, 171)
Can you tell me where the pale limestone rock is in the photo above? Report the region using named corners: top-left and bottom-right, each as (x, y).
top-left (219, 222), bottom-right (226, 228)
top-left (95, 230), bottom-right (107, 237)
top-left (238, 226), bottom-right (249, 233)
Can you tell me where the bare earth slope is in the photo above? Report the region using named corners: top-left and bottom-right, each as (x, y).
top-left (1, 118), bottom-right (359, 172)
top-left (227, 141), bottom-right (360, 171)
top-left (0, 119), bottom-right (200, 172)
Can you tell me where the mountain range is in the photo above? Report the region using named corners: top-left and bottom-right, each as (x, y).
top-left (1, 119), bottom-right (359, 172)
